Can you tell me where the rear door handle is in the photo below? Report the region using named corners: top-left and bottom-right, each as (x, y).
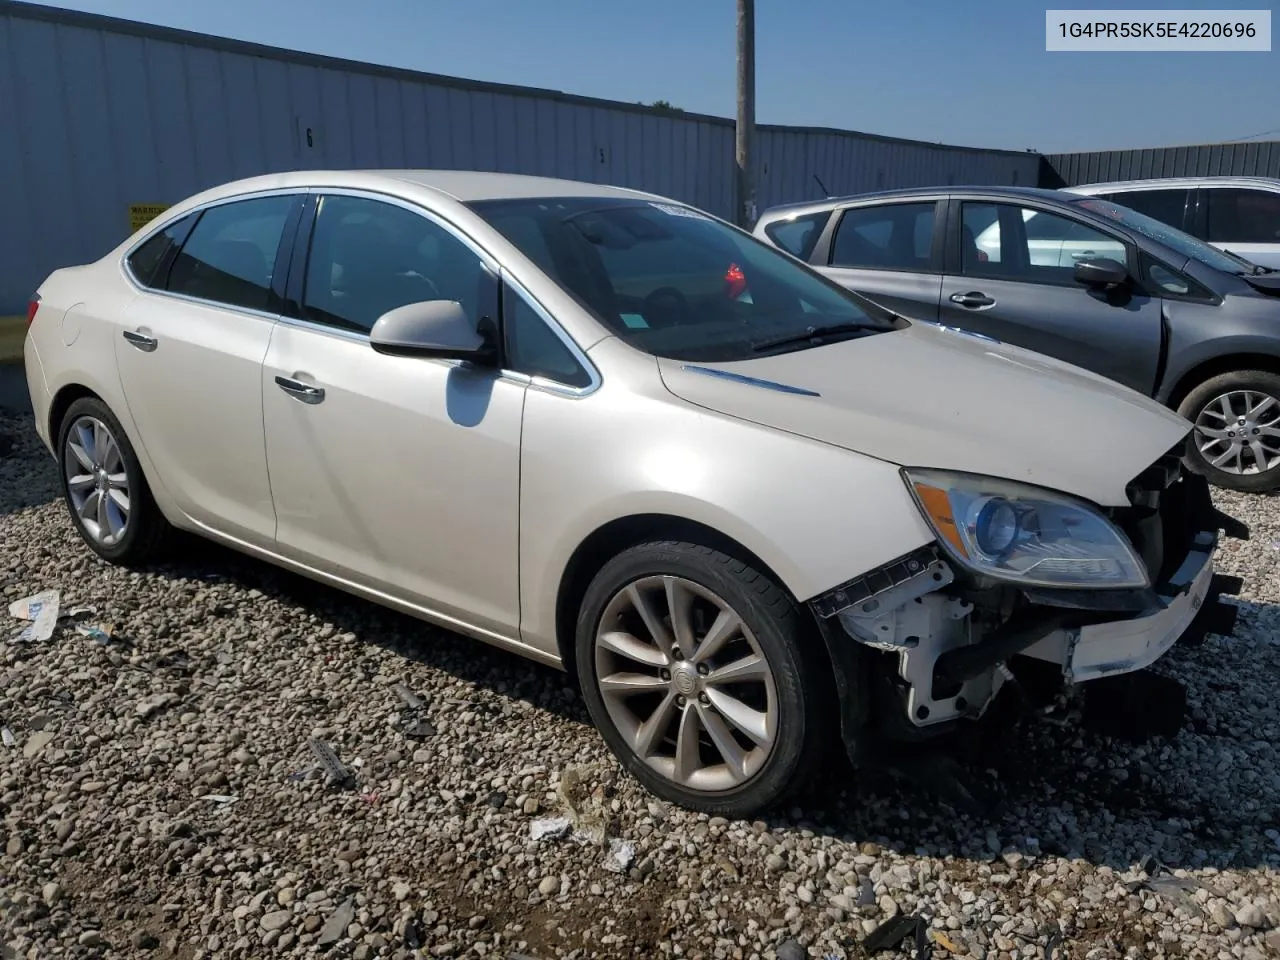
top-left (274, 375), bottom-right (325, 404)
top-left (949, 292), bottom-right (996, 309)
top-left (122, 329), bottom-right (158, 352)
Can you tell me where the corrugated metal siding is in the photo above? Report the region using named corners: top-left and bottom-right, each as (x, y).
top-left (1042, 142), bottom-right (1280, 187)
top-left (0, 0), bottom-right (1037, 313)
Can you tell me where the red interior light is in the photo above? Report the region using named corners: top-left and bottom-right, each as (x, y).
top-left (724, 263), bottom-right (747, 300)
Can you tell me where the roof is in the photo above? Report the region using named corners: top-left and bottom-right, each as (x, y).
top-left (185, 169), bottom-right (662, 205)
top-left (1067, 175), bottom-right (1280, 192)
top-left (757, 185), bottom-right (1075, 219)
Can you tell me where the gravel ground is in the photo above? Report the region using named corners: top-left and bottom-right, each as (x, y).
top-left (2, 404), bottom-right (1279, 960)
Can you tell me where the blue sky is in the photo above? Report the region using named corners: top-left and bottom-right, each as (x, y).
top-left (30, 0), bottom-right (1279, 152)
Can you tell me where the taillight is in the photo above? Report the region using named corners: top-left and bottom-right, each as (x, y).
top-left (25, 295), bottom-right (40, 328)
top-left (724, 263), bottom-right (747, 300)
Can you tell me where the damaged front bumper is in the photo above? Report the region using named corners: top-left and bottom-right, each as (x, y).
top-left (811, 459), bottom-right (1247, 746)
top-left (1019, 528), bottom-right (1217, 683)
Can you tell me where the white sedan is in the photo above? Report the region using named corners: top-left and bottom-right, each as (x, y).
top-left (22, 170), bottom-right (1236, 815)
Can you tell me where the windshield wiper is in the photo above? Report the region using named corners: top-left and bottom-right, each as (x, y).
top-left (750, 321), bottom-right (881, 353)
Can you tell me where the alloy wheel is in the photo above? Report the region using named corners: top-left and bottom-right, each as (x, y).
top-left (63, 415), bottom-right (131, 546)
top-left (1193, 389), bottom-right (1280, 475)
top-left (593, 575), bottom-right (778, 793)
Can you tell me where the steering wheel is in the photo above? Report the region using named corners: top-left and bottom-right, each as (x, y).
top-left (641, 286), bottom-right (693, 328)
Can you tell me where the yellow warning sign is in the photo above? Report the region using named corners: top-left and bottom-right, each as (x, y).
top-left (129, 204), bottom-right (170, 233)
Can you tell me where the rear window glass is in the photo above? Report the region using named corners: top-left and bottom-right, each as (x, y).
top-left (762, 211), bottom-right (828, 260)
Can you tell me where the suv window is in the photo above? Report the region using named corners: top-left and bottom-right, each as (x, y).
top-left (167, 196), bottom-right (295, 311)
top-left (1206, 188), bottom-right (1280, 244)
top-left (830, 203), bottom-right (935, 270)
top-left (302, 195), bottom-right (490, 335)
top-left (502, 283), bottom-right (591, 388)
top-left (762, 211), bottom-right (828, 261)
top-left (1096, 189), bottom-right (1190, 231)
top-left (962, 202), bottom-right (1126, 283)
top-left (127, 213), bottom-right (197, 288)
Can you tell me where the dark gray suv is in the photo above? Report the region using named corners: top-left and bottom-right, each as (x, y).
top-left (754, 186), bottom-right (1280, 493)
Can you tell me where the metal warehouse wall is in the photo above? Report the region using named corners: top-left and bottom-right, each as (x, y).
top-left (0, 1), bottom-right (1039, 314)
top-left (1042, 141), bottom-right (1280, 187)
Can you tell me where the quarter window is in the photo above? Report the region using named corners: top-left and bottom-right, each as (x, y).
top-left (1206, 188), bottom-right (1280, 244)
top-left (763, 212), bottom-right (828, 261)
top-left (502, 283), bottom-right (591, 388)
top-left (127, 213), bottom-right (197, 288)
top-left (302, 195), bottom-right (490, 335)
top-left (166, 196), bottom-right (295, 311)
top-left (830, 203), bottom-right (936, 270)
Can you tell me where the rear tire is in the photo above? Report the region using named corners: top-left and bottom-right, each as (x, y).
top-left (1177, 369), bottom-right (1280, 494)
top-left (56, 397), bottom-right (172, 565)
top-left (574, 540), bottom-right (832, 817)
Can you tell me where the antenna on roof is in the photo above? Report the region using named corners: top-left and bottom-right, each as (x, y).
top-left (813, 174), bottom-right (830, 197)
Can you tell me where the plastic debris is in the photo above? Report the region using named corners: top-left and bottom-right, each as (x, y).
top-left (307, 739), bottom-right (354, 787)
top-left (391, 682), bottom-right (424, 710)
top-left (9, 590), bottom-right (61, 643)
top-left (1145, 874), bottom-right (1206, 917)
top-left (776, 940), bottom-right (806, 960)
top-left (402, 915), bottom-right (422, 949)
top-left (603, 837), bottom-right (636, 874)
top-left (22, 730), bottom-right (55, 759)
top-left (403, 718), bottom-right (436, 739)
top-left (862, 913), bottom-right (928, 957)
top-left (317, 897), bottom-right (355, 946)
top-left (530, 817), bottom-right (572, 842)
top-left (197, 794), bottom-right (238, 805)
top-left (1, 728), bottom-right (14, 748)
top-left (75, 622), bottom-right (117, 645)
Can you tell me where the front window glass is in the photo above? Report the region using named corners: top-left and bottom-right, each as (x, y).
top-left (468, 197), bottom-right (898, 362)
top-left (1068, 196), bottom-right (1246, 274)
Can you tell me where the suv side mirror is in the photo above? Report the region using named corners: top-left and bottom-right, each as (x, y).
top-left (369, 300), bottom-right (497, 362)
top-left (1073, 257), bottom-right (1129, 288)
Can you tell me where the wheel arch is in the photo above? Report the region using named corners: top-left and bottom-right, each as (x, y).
top-left (1164, 353), bottom-right (1280, 410)
top-left (553, 513), bottom-right (804, 685)
top-left (48, 382), bottom-right (103, 442)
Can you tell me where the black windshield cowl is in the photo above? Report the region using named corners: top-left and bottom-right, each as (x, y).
top-left (750, 322), bottom-right (884, 354)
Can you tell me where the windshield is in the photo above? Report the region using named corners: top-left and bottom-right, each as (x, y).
top-left (1067, 195), bottom-right (1248, 274)
top-left (466, 196), bottom-right (900, 362)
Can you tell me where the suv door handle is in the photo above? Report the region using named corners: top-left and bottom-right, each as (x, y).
top-left (274, 375), bottom-right (326, 404)
top-left (949, 292), bottom-right (996, 309)
top-left (122, 329), bottom-right (158, 352)
top-left (1070, 250), bottom-right (1097, 260)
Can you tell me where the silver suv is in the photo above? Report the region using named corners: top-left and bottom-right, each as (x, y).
top-left (1067, 176), bottom-right (1280, 270)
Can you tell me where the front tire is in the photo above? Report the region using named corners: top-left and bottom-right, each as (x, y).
top-left (1177, 369), bottom-right (1280, 494)
top-left (574, 540), bottom-right (831, 817)
top-left (56, 397), bottom-right (172, 565)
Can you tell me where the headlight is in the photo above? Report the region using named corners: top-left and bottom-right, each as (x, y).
top-left (903, 468), bottom-right (1148, 589)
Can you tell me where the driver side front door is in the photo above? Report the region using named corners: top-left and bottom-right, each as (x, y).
top-left (261, 193), bottom-right (526, 639)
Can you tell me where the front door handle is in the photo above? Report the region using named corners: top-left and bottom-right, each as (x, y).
top-left (122, 329), bottom-right (158, 352)
top-left (949, 292), bottom-right (996, 309)
top-left (1070, 250), bottom-right (1097, 260)
top-left (275, 375), bottom-right (325, 404)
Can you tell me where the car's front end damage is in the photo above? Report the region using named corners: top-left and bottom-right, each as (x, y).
top-left (809, 443), bottom-right (1248, 767)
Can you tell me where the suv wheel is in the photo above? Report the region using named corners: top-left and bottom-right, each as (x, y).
top-left (57, 397), bottom-right (172, 564)
top-left (1178, 370), bottom-right (1280, 493)
top-left (575, 540), bottom-right (831, 817)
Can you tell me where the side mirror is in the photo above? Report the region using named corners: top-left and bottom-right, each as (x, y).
top-left (1073, 257), bottom-right (1129, 288)
top-left (369, 300), bottom-right (496, 362)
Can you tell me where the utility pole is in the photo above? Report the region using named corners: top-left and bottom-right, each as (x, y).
top-left (735, 0), bottom-right (756, 228)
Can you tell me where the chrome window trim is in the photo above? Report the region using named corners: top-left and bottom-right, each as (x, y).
top-left (120, 187), bottom-right (309, 311)
top-left (277, 186), bottom-right (601, 398)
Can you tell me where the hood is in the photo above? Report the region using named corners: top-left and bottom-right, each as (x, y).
top-left (656, 322), bottom-right (1189, 507)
